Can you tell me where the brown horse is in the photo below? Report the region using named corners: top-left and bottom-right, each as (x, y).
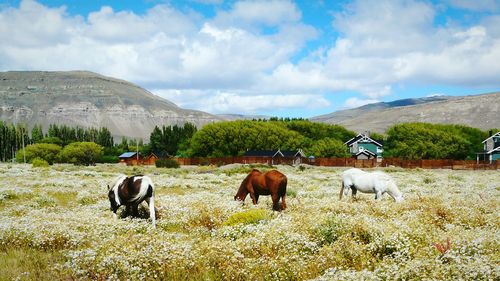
top-left (234, 169), bottom-right (287, 211)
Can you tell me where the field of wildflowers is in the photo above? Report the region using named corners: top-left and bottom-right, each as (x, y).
top-left (0, 163), bottom-right (498, 280)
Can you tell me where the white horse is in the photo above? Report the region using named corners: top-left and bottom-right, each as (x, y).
top-left (108, 174), bottom-right (156, 228)
top-left (340, 168), bottom-right (403, 202)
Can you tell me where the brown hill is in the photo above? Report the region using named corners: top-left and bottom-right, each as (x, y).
top-left (311, 92), bottom-right (500, 133)
top-left (0, 71), bottom-right (220, 140)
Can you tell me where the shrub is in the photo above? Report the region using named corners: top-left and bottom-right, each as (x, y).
top-left (286, 188), bottom-right (297, 198)
top-left (16, 143), bottom-right (62, 164)
top-left (155, 158), bottom-right (180, 168)
top-left (98, 155), bottom-right (119, 163)
top-left (31, 158), bottom-right (49, 168)
top-left (59, 142), bottom-right (103, 165)
top-left (317, 216), bottom-right (344, 244)
top-left (223, 209), bottom-right (271, 226)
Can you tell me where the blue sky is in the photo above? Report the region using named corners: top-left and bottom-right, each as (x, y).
top-left (1, 0), bottom-right (500, 117)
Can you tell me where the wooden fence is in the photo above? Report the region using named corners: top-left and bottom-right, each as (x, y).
top-left (173, 157), bottom-right (499, 170)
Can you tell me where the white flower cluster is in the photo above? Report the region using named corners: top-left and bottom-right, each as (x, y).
top-left (0, 164), bottom-right (498, 280)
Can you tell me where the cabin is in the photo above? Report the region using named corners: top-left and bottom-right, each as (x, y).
top-left (243, 149), bottom-right (306, 165)
top-left (281, 149), bottom-right (307, 165)
top-left (477, 131), bottom-right (500, 163)
top-left (345, 133), bottom-right (383, 160)
top-left (119, 152), bottom-right (142, 166)
top-left (142, 153), bottom-right (159, 166)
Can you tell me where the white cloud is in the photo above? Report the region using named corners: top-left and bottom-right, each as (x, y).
top-left (191, 0), bottom-right (224, 5)
top-left (154, 89), bottom-right (330, 114)
top-left (1, 0), bottom-right (500, 115)
top-left (267, 0), bottom-right (500, 99)
top-left (448, 0), bottom-right (500, 12)
top-left (213, 0), bottom-right (301, 27)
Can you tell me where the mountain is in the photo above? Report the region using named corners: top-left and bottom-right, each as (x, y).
top-left (216, 114), bottom-right (271, 121)
top-left (311, 92), bottom-right (500, 133)
top-left (0, 71), bottom-right (220, 140)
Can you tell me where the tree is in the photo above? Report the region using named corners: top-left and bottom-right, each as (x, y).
top-left (59, 142), bottom-right (103, 165)
top-left (307, 138), bottom-right (350, 157)
top-left (31, 124), bottom-right (44, 143)
top-left (189, 120), bottom-right (309, 157)
top-left (384, 123), bottom-right (483, 160)
top-left (149, 123), bottom-right (197, 156)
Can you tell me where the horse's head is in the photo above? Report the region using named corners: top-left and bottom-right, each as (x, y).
top-left (387, 181), bottom-right (404, 203)
top-left (234, 189), bottom-right (247, 201)
top-left (235, 172), bottom-right (253, 201)
top-left (108, 187), bottom-right (120, 213)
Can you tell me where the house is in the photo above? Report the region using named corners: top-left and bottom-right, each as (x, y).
top-left (477, 131), bottom-right (500, 163)
top-left (281, 149), bottom-right (307, 165)
top-left (118, 152), bottom-right (142, 166)
top-left (142, 153), bottom-right (159, 166)
top-left (345, 133), bottom-right (383, 160)
top-left (243, 149), bottom-right (306, 165)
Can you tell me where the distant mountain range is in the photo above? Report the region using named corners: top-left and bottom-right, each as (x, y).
top-left (0, 71), bottom-right (220, 140)
top-left (1, 71), bottom-right (498, 140)
top-left (311, 92), bottom-right (500, 133)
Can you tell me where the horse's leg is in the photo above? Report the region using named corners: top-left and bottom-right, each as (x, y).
top-left (249, 192), bottom-right (258, 205)
top-left (146, 196), bottom-right (156, 228)
top-left (351, 186), bottom-right (357, 199)
top-left (132, 204), bottom-right (139, 217)
top-left (254, 194), bottom-right (260, 203)
top-left (271, 193), bottom-right (281, 211)
top-left (280, 194), bottom-right (287, 210)
top-left (125, 205), bottom-right (132, 218)
top-left (375, 190), bottom-right (383, 200)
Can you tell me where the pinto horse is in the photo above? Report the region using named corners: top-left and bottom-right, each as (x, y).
top-left (340, 168), bottom-right (403, 202)
top-left (108, 175), bottom-right (156, 227)
top-left (234, 169), bottom-right (287, 211)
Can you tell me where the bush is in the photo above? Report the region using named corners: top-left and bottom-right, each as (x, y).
top-left (98, 155), bottom-right (119, 163)
top-left (59, 142), bottom-right (103, 165)
top-left (31, 158), bottom-right (49, 168)
top-left (16, 143), bottom-right (62, 164)
top-left (223, 209), bottom-right (271, 226)
top-left (155, 158), bottom-right (180, 168)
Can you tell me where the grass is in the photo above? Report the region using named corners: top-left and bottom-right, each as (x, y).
top-left (0, 164), bottom-right (498, 280)
top-left (0, 248), bottom-right (66, 281)
top-left (223, 209), bottom-right (271, 226)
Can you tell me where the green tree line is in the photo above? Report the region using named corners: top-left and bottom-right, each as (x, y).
top-left (2, 120), bottom-right (497, 163)
top-left (186, 120), bottom-right (497, 159)
top-left (149, 123), bottom-right (197, 157)
top-left (384, 123), bottom-right (494, 160)
top-left (188, 119), bottom-right (356, 157)
top-left (0, 121), bottom-right (29, 162)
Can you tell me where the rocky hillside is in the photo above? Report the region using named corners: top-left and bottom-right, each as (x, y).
top-left (311, 92), bottom-right (500, 133)
top-left (0, 71), bottom-right (220, 140)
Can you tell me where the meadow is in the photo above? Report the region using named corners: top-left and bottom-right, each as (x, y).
top-left (0, 163), bottom-right (498, 280)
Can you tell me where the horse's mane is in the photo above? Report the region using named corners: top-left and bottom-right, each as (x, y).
top-left (236, 169), bottom-right (260, 195)
top-left (109, 174), bottom-right (127, 191)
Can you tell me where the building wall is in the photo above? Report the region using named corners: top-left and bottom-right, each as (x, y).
top-left (357, 142), bottom-right (381, 156)
top-left (492, 153), bottom-right (500, 161)
top-left (357, 154), bottom-right (370, 160)
top-left (486, 139), bottom-right (494, 151)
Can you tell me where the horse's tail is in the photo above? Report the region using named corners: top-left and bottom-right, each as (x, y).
top-left (279, 175), bottom-right (288, 197)
top-left (147, 181), bottom-right (156, 228)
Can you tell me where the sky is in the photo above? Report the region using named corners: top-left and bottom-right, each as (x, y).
top-left (1, 0), bottom-right (500, 118)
